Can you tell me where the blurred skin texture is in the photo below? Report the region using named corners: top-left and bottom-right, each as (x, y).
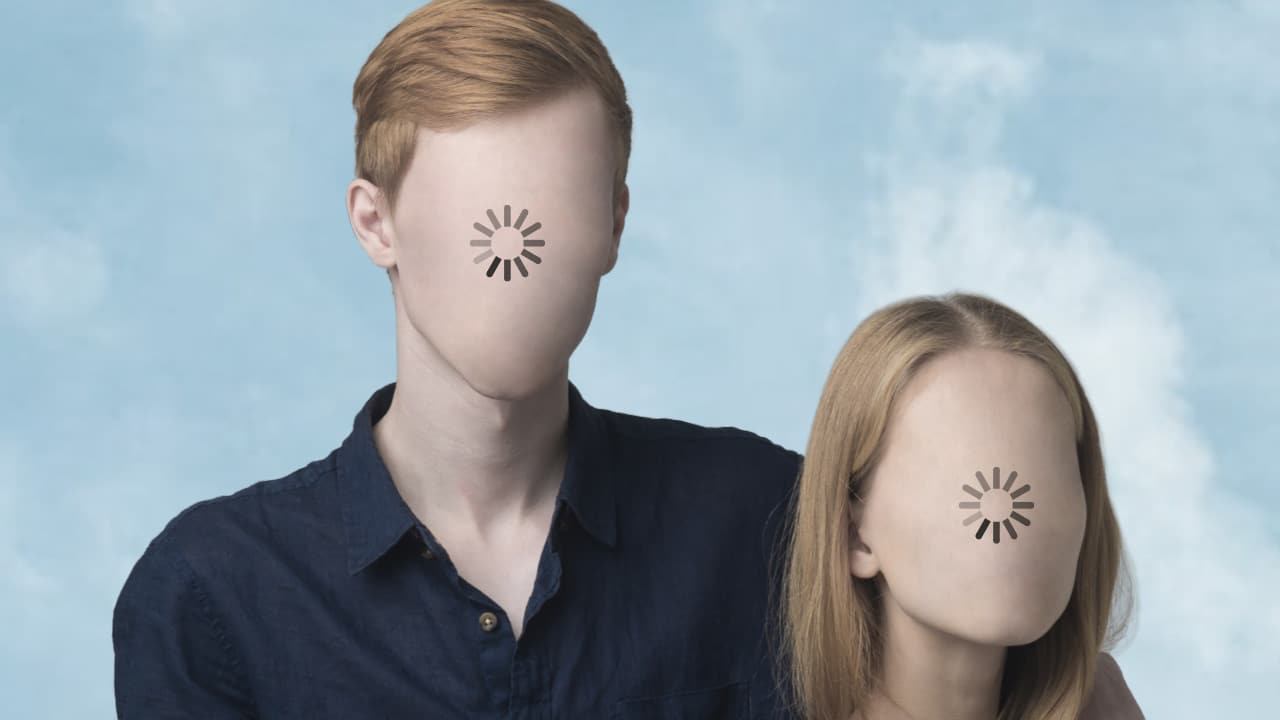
top-left (344, 85), bottom-right (627, 637)
top-left (372, 84), bottom-right (623, 400)
top-left (849, 347), bottom-right (1089, 718)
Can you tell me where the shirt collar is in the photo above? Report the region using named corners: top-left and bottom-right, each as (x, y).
top-left (338, 379), bottom-right (616, 576)
top-left (557, 379), bottom-right (618, 549)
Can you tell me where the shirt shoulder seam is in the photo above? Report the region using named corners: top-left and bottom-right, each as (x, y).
top-left (601, 409), bottom-right (801, 458)
top-left (155, 531), bottom-right (259, 709)
top-left (169, 457), bottom-right (338, 524)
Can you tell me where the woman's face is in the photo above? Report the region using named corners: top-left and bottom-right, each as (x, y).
top-left (849, 347), bottom-right (1087, 646)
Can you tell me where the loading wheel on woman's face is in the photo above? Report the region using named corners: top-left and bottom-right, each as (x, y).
top-left (959, 465), bottom-right (1035, 544)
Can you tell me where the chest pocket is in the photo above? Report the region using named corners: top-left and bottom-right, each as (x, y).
top-left (611, 681), bottom-right (750, 719)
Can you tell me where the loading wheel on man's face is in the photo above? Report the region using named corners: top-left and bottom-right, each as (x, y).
top-left (469, 204), bottom-right (547, 282)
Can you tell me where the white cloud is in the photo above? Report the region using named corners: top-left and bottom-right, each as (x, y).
top-left (125, 0), bottom-right (187, 37)
top-left (857, 35), bottom-right (1280, 698)
top-left (0, 136), bottom-right (110, 330)
top-left (0, 442), bottom-right (56, 598)
top-left (888, 37), bottom-right (1038, 106)
top-left (706, 0), bottom-right (817, 123)
top-left (124, 0), bottom-right (245, 40)
top-left (879, 35), bottom-right (1042, 165)
top-left (1, 226), bottom-right (109, 328)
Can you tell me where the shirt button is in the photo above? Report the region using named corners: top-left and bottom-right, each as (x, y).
top-left (478, 612), bottom-right (499, 633)
top-left (420, 546), bottom-right (435, 560)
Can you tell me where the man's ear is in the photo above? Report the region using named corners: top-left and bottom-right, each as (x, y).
top-left (602, 181), bottom-right (628, 276)
top-left (848, 494), bottom-right (879, 580)
top-left (347, 178), bottom-right (397, 271)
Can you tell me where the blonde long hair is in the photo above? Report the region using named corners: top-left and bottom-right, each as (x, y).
top-left (777, 292), bottom-right (1133, 720)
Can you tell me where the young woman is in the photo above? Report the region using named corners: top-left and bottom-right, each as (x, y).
top-left (779, 292), bottom-right (1136, 720)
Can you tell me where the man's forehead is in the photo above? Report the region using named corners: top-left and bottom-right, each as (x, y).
top-left (406, 133), bottom-right (611, 207)
top-left (411, 93), bottom-right (612, 178)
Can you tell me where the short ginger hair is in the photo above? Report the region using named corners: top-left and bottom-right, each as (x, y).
top-left (352, 0), bottom-right (633, 216)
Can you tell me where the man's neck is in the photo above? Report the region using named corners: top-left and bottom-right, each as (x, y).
top-left (372, 335), bottom-right (570, 538)
top-left (861, 584), bottom-right (1006, 720)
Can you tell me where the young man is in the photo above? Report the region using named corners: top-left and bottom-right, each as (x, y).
top-left (112, 1), bottom-right (1142, 717)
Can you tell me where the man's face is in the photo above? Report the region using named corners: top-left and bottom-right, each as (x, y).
top-left (851, 347), bottom-right (1087, 646)
top-left (383, 86), bottom-right (623, 398)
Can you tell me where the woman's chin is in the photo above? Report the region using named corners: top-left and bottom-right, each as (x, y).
top-left (953, 608), bottom-right (1058, 647)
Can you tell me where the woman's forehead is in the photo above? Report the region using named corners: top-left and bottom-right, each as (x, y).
top-left (880, 349), bottom-right (1076, 472)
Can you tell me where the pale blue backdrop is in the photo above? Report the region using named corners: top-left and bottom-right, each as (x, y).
top-left (2, 1), bottom-right (1277, 716)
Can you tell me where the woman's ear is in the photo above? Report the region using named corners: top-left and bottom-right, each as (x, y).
top-left (848, 494), bottom-right (880, 580)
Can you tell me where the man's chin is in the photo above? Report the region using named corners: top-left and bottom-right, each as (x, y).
top-left (459, 362), bottom-right (564, 403)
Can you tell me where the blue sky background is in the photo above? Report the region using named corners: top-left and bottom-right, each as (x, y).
top-left (2, 0), bottom-right (1277, 716)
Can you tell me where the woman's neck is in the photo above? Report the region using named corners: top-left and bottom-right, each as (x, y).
top-left (860, 585), bottom-right (1007, 720)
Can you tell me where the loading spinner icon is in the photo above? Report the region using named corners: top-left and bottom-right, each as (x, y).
top-left (958, 466), bottom-right (1034, 544)
top-left (470, 204), bottom-right (546, 282)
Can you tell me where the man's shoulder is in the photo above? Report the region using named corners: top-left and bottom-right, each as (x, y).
top-left (136, 451), bottom-right (341, 578)
top-left (605, 407), bottom-right (801, 466)
top-left (601, 407), bottom-right (803, 504)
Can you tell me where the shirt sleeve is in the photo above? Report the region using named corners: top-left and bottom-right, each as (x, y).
top-left (750, 464), bottom-right (800, 720)
top-left (112, 530), bottom-right (257, 719)
top-left (1080, 651), bottom-right (1145, 720)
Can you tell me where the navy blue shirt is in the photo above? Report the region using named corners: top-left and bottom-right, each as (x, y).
top-left (113, 380), bottom-right (803, 719)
